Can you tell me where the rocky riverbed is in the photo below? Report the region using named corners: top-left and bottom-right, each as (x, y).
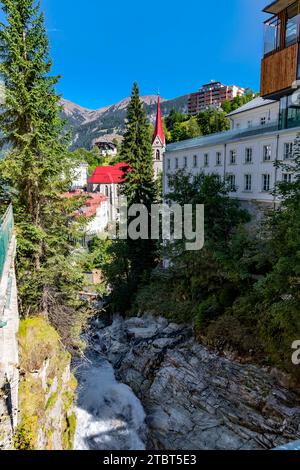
top-left (85, 314), bottom-right (300, 450)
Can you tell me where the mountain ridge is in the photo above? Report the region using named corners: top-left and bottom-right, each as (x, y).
top-left (61, 94), bottom-right (189, 150)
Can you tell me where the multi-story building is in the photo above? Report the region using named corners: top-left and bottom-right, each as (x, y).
top-left (64, 190), bottom-right (109, 236)
top-left (188, 81), bottom-right (245, 115)
top-left (261, 0), bottom-right (300, 129)
top-left (163, 2), bottom-right (300, 208)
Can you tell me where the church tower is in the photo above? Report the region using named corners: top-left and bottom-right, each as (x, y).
top-left (152, 96), bottom-right (165, 178)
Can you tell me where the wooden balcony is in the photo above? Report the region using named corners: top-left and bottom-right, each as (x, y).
top-left (261, 42), bottom-right (298, 97)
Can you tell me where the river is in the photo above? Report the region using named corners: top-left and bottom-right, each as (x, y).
top-left (72, 314), bottom-right (300, 451)
top-left (73, 352), bottom-right (146, 450)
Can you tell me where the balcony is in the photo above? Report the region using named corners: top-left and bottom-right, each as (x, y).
top-left (261, 42), bottom-right (298, 97)
top-left (261, 4), bottom-right (300, 98)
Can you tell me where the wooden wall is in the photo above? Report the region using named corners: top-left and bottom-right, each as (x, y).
top-left (261, 42), bottom-right (298, 96)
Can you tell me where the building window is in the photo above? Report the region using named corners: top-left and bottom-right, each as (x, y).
top-left (245, 148), bottom-right (253, 164)
top-left (228, 174), bottom-right (236, 192)
top-left (282, 173), bottom-right (292, 183)
top-left (230, 150), bottom-right (237, 164)
top-left (262, 174), bottom-right (271, 192)
top-left (244, 174), bottom-right (252, 191)
top-left (216, 152), bottom-right (222, 166)
top-left (156, 149), bottom-right (161, 161)
top-left (167, 159), bottom-right (171, 170)
top-left (193, 155), bottom-right (198, 168)
top-left (247, 120), bottom-right (252, 128)
top-left (286, 2), bottom-right (299, 47)
top-left (263, 15), bottom-right (281, 55)
top-left (279, 95), bottom-right (300, 130)
top-left (184, 156), bottom-right (188, 168)
top-left (284, 142), bottom-right (293, 160)
top-left (175, 158), bottom-right (179, 169)
top-left (263, 145), bottom-right (272, 161)
top-left (236, 123), bottom-right (240, 129)
top-left (204, 153), bottom-right (209, 167)
top-left (261, 117), bottom-right (266, 126)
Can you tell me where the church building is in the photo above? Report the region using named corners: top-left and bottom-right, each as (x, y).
top-left (152, 96), bottom-right (166, 177)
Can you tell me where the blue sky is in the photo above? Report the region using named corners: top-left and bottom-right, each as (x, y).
top-left (4, 0), bottom-right (269, 109)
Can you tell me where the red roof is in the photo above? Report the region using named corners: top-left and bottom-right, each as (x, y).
top-left (63, 190), bottom-right (108, 218)
top-left (88, 162), bottom-right (129, 185)
top-left (152, 96), bottom-right (165, 145)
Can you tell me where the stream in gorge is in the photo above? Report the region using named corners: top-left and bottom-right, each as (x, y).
top-left (73, 314), bottom-right (300, 451)
top-left (73, 319), bottom-right (147, 451)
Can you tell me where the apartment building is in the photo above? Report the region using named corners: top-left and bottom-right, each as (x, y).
top-left (188, 81), bottom-right (245, 115)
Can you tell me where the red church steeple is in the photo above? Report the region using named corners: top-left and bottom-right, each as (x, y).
top-left (152, 96), bottom-right (165, 145)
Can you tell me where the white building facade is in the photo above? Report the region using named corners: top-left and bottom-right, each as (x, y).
top-left (164, 98), bottom-right (299, 205)
top-left (71, 162), bottom-right (88, 189)
top-left (86, 199), bottom-right (109, 236)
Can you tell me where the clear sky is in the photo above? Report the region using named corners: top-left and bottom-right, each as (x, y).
top-left (4, 0), bottom-right (270, 109)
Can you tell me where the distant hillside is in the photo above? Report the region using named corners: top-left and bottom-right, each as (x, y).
top-left (61, 94), bottom-right (189, 150)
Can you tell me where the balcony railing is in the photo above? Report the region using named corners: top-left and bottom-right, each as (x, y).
top-left (0, 205), bottom-right (14, 280)
top-left (263, 16), bottom-right (281, 55)
top-left (263, 13), bottom-right (300, 56)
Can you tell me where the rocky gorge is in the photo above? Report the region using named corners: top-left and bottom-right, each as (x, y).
top-left (76, 313), bottom-right (300, 451)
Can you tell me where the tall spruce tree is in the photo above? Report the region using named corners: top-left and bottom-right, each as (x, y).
top-left (0, 0), bottom-right (87, 343)
top-left (118, 82), bottom-right (157, 303)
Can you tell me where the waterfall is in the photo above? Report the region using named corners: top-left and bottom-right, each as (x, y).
top-left (74, 355), bottom-right (146, 450)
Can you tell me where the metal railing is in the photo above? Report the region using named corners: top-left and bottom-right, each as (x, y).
top-left (0, 205), bottom-right (14, 280)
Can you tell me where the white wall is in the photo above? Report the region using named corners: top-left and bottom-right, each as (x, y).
top-left (86, 200), bottom-right (109, 235)
top-left (164, 127), bottom-right (299, 204)
top-left (152, 136), bottom-right (165, 178)
top-left (72, 163), bottom-right (88, 188)
top-left (89, 183), bottom-right (120, 222)
top-left (229, 101), bottom-right (279, 130)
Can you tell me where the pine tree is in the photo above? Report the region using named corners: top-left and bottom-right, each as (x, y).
top-left (120, 82), bottom-right (156, 207)
top-left (115, 82), bottom-right (157, 304)
top-left (0, 0), bottom-right (87, 342)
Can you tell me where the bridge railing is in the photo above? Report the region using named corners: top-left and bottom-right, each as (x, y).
top-left (0, 204), bottom-right (14, 281)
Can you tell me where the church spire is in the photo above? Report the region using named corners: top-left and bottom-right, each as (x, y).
top-left (152, 96), bottom-right (165, 145)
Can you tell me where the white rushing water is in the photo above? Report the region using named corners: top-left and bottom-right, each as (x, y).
top-left (74, 356), bottom-right (146, 450)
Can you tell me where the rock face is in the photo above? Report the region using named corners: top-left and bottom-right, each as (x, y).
top-left (15, 317), bottom-right (77, 450)
top-left (94, 315), bottom-right (300, 450)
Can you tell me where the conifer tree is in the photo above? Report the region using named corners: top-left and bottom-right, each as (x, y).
top-left (0, 0), bottom-right (87, 340)
top-left (120, 82), bottom-right (156, 207)
top-left (117, 82), bottom-right (157, 302)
